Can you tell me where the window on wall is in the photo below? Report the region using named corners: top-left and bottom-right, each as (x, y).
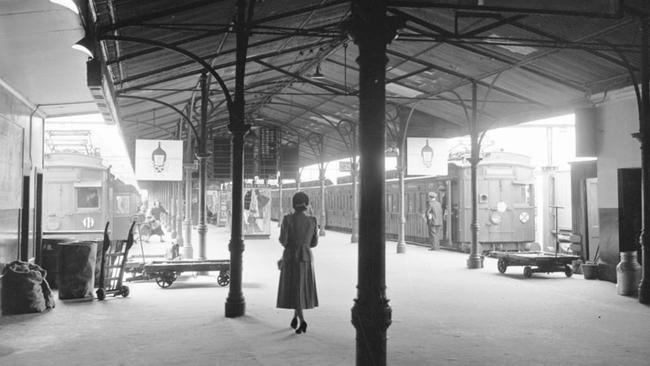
top-left (77, 187), bottom-right (100, 209)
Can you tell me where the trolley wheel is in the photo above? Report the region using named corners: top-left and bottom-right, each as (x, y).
top-left (217, 271), bottom-right (230, 287)
top-left (497, 258), bottom-right (508, 274)
top-left (96, 288), bottom-right (106, 301)
top-left (564, 265), bottom-right (573, 278)
top-left (155, 271), bottom-right (176, 288)
top-left (120, 285), bottom-right (130, 297)
top-left (523, 266), bottom-right (533, 278)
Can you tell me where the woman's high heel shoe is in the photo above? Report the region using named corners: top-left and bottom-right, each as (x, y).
top-left (295, 321), bottom-right (307, 334)
top-left (290, 317), bottom-right (298, 329)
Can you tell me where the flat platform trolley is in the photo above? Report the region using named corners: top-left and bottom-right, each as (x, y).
top-left (488, 251), bottom-right (580, 278)
top-left (143, 259), bottom-right (231, 288)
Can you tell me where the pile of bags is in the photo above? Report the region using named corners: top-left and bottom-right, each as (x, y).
top-left (1, 261), bottom-right (55, 315)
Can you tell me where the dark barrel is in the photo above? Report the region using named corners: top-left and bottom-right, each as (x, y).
top-left (40, 237), bottom-right (73, 289)
top-left (57, 241), bottom-right (97, 300)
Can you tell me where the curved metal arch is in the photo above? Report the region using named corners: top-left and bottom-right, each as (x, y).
top-left (117, 95), bottom-right (200, 142)
top-left (99, 34), bottom-right (233, 108)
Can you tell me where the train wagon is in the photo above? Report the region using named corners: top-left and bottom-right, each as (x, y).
top-left (42, 131), bottom-right (140, 241)
top-left (270, 151), bottom-right (536, 252)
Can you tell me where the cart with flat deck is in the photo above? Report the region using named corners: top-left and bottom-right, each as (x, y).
top-left (142, 259), bottom-right (231, 288)
top-left (489, 251), bottom-right (580, 278)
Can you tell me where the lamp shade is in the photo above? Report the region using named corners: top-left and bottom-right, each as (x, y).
top-left (311, 64), bottom-right (325, 80)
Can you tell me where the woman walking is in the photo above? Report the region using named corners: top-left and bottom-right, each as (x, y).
top-left (277, 191), bottom-right (319, 334)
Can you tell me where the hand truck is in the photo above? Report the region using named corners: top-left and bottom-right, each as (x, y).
top-left (96, 221), bottom-right (136, 300)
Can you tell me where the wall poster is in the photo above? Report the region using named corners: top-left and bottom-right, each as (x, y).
top-left (243, 186), bottom-right (271, 238)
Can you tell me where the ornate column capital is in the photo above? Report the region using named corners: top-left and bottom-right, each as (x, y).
top-left (343, 13), bottom-right (404, 47)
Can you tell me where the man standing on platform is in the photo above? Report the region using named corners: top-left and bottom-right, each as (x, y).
top-left (425, 191), bottom-right (443, 251)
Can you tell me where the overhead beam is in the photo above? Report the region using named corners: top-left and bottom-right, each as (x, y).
top-left (391, 9), bottom-right (589, 91)
top-left (387, 0), bottom-right (623, 18)
top-left (100, 0), bottom-right (220, 33)
top-left (386, 48), bottom-right (546, 106)
top-left (255, 60), bottom-right (348, 95)
top-left (115, 39), bottom-right (335, 89)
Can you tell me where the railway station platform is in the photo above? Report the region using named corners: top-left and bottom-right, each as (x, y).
top-left (1, 224), bottom-right (649, 366)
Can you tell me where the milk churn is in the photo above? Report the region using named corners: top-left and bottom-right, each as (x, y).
top-left (616, 251), bottom-right (642, 296)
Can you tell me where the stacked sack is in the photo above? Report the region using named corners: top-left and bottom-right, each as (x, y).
top-left (1, 261), bottom-right (55, 315)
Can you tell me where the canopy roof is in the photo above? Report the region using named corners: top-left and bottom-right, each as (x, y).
top-left (78, 1), bottom-right (650, 170)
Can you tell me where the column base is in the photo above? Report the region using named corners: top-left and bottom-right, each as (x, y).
top-left (351, 233), bottom-right (358, 243)
top-left (396, 241), bottom-right (406, 254)
top-left (183, 220), bottom-right (193, 248)
top-left (319, 228), bottom-right (326, 236)
top-left (180, 246), bottom-right (193, 259)
top-left (197, 223), bottom-right (207, 261)
top-left (467, 254), bottom-right (484, 269)
top-left (351, 298), bottom-right (392, 365)
top-left (225, 297), bottom-right (246, 317)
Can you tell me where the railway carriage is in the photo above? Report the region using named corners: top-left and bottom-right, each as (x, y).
top-left (42, 131), bottom-right (140, 240)
top-left (271, 151), bottom-right (536, 252)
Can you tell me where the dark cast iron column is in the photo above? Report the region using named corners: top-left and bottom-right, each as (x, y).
top-left (176, 181), bottom-right (184, 246)
top-left (319, 163), bottom-right (326, 236)
top-left (348, 1), bottom-right (399, 364)
top-left (225, 0), bottom-right (253, 317)
top-left (396, 105), bottom-right (417, 254)
top-left (638, 18), bottom-right (650, 304)
top-left (182, 111), bottom-right (194, 259)
top-left (396, 148), bottom-right (407, 253)
top-left (175, 123), bottom-right (184, 247)
top-left (467, 81), bottom-right (484, 269)
top-left (197, 73), bottom-right (210, 261)
top-left (278, 173), bottom-right (283, 226)
top-left (351, 158), bottom-right (359, 243)
top-left (169, 182), bottom-right (176, 239)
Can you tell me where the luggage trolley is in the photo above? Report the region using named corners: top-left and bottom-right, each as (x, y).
top-left (489, 251), bottom-right (579, 278)
top-left (96, 221), bottom-right (136, 300)
top-left (489, 205), bottom-right (579, 278)
top-left (143, 260), bottom-right (231, 288)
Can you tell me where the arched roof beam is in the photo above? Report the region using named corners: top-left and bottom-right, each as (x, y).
top-left (115, 39), bottom-right (335, 89)
top-left (99, 34), bottom-right (233, 109)
top-left (117, 95), bottom-right (200, 141)
top-left (386, 48), bottom-right (546, 106)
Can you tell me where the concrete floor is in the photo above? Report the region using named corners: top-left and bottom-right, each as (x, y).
top-left (1, 224), bottom-right (649, 366)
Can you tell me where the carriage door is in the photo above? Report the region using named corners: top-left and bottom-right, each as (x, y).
top-left (585, 178), bottom-right (599, 261)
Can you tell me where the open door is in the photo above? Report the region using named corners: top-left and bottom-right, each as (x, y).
top-left (585, 178), bottom-right (599, 261)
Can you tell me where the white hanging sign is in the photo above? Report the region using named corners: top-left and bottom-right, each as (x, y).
top-left (135, 139), bottom-right (183, 181)
top-left (406, 137), bottom-right (452, 176)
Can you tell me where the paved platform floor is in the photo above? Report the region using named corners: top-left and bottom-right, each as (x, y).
top-left (1, 223), bottom-right (649, 366)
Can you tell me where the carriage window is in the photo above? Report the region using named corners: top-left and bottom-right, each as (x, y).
top-left (77, 187), bottom-right (100, 208)
top-left (524, 184), bottom-right (533, 206)
top-left (420, 193), bottom-right (426, 212)
top-left (115, 195), bottom-right (130, 215)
